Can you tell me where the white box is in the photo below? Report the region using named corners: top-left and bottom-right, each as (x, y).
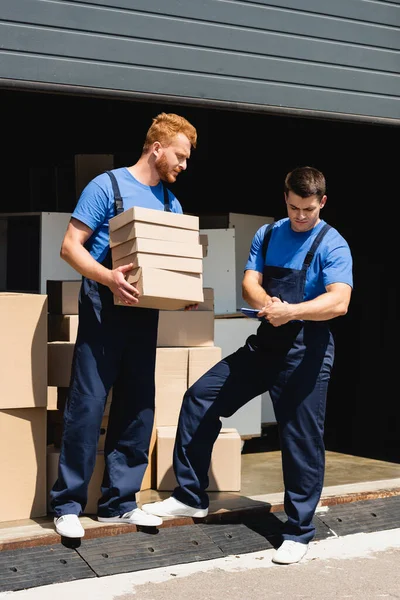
top-left (214, 316), bottom-right (264, 436)
top-left (200, 213), bottom-right (274, 311)
top-left (200, 228), bottom-right (236, 315)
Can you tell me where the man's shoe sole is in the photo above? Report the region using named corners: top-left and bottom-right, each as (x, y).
top-left (97, 515), bottom-right (162, 526)
top-left (142, 505), bottom-right (208, 518)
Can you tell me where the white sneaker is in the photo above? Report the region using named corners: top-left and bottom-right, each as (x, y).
top-left (54, 514), bottom-right (85, 538)
top-left (272, 540), bottom-right (309, 564)
top-left (141, 496), bottom-right (208, 518)
top-left (97, 508), bottom-right (162, 527)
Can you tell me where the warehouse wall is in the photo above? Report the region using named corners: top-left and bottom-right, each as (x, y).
top-left (1, 0), bottom-right (399, 122)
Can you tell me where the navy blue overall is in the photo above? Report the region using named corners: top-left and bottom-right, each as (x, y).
top-left (172, 223), bottom-right (334, 543)
top-left (50, 173), bottom-right (171, 518)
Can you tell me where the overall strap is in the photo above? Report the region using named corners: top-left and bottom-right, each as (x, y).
top-left (262, 223), bottom-right (275, 262)
top-left (163, 184), bottom-right (171, 212)
top-left (302, 223), bottom-right (332, 270)
top-left (105, 170), bottom-right (123, 215)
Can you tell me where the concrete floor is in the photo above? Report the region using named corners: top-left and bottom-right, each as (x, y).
top-left (1, 445), bottom-right (399, 548)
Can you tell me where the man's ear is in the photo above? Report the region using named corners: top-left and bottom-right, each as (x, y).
top-left (152, 141), bottom-right (162, 157)
top-left (320, 195), bottom-right (327, 208)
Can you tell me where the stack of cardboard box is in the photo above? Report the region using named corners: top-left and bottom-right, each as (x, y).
top-left (0, 293), bottom-right (48, 522)
top-left (109, 206), bottom-right (204, 310)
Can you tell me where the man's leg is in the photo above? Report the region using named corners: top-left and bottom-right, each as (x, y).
top-left (97, 308), bottom-right (159, 521)
top-left (143, 342), bottom-right (274, 516)
top-left (271, 331), bottom-right (334, 545)
top-left (50, 281), bottom-right (124, 527)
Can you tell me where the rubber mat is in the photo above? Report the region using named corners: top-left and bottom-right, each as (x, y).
top-left (0, 544), bottom-right (95, 593)
top-left (318, 496), bottom-right (400, 536)
top-left (75, 524), bottom-right (224, 576)
top-left (238, 510), bottom-right (334, 545)
top-left (1, 496), bottom-right (399, 593)
top-left (198, 522), bottom-right (274, 554)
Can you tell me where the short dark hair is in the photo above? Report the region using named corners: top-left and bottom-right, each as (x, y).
top-left (284, 166), bottom-right (326, 201)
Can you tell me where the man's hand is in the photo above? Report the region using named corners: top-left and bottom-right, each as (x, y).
top-left (258, 296), bottom-right (292, 327)
top-left (107, 263), bottom-right (140, 305)
top-left (184, 303), bottom-right (198, 311)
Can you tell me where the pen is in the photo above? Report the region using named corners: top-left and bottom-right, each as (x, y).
top-left (278, 293), bottom-right (284, 302)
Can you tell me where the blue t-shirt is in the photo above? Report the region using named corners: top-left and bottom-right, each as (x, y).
top-left (72, 167), bottom-right (183, 263)
top-left (245, 218), bottom-right (353, 301)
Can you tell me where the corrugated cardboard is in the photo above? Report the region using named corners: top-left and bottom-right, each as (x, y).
top-left (188, 346), bottom-right (223, 387)
top-left (0, 408), bottom-right (47, 521)
top-left (48, 314), bottom-right (79, 342)
top-left (155, 348), bottom-right (189, 427)
top-left (47, 341), bottom-right (75, 387)
top-left (115, 267), bottom-right (204, 310)
top-left (113, 251), bottom-right (203, 274)
top-left (200, 234), bottom-right (208, 258)
top-left (110, 222), bottom-right (199, 248)
top-left (47, 280), bottom-right (81, 315)
top-left (0, 293), bottom-right (47, 409)
top-left (142, 424), bottom-right (157, 491)
top-left (156, 426), bottom-right (241, 492)
top-left (157, 311), bottom-right (214, 347)
top-left (47, 386), bottom-right (58, 410)
top-left (109, 205), bottom-right (199, 233)
top-left (179, 287), bottom-right (213, 312)
top-left (111, 237), bottom-right (203, 262)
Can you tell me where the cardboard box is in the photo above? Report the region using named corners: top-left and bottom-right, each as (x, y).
top-left (188, 346), bottom-right (222, 387)
top-left (47, 280), bottom-right (81, 315)
top-left (193, 287), bottom-right (214, 312)
top-left (111, 237), bottom-right (203, 263)
top-left (141, 424), bottom-right (156, 491)
top-left (157, 311), bottom-right (214, 347)
top-left (109, 205), bottom-right (199, 233)
top-left (200, 234), bottom-right (208, 258)
top-left (47, 386), bottom-right (58, 410)
top-left (0, 293), bottom-right (47, 409)
top-left (113, 252), bottom-right (203, 274)
top-left (115, 267), bottom-right (204, 310)
top-left (48, 314), bottom-right (79, 342)
top-left (155, 348), bottom-right (189, 427)
top-left (0, 408), bottom-right (47, 521)
top-left (47, 341), bottom-right (75, 387)
top-left (156, 427), bottom-right (241, 492)
top-left (110, 222), bottom-right (199, 248)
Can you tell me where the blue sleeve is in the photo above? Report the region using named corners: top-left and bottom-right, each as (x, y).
top-left (72, 179), bottom-right (111, 232)
top-left (244, 225), bottom-right (268, 273)
top-left (323, 243), bottom-right (353, 288)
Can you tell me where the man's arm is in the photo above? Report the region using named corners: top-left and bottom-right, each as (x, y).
top-left (242, 269), bottom-right (272, 309)
top-left (259, 282), bottom-right (352, 327)
top-left (60, 217), bottom-right (140, 305)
